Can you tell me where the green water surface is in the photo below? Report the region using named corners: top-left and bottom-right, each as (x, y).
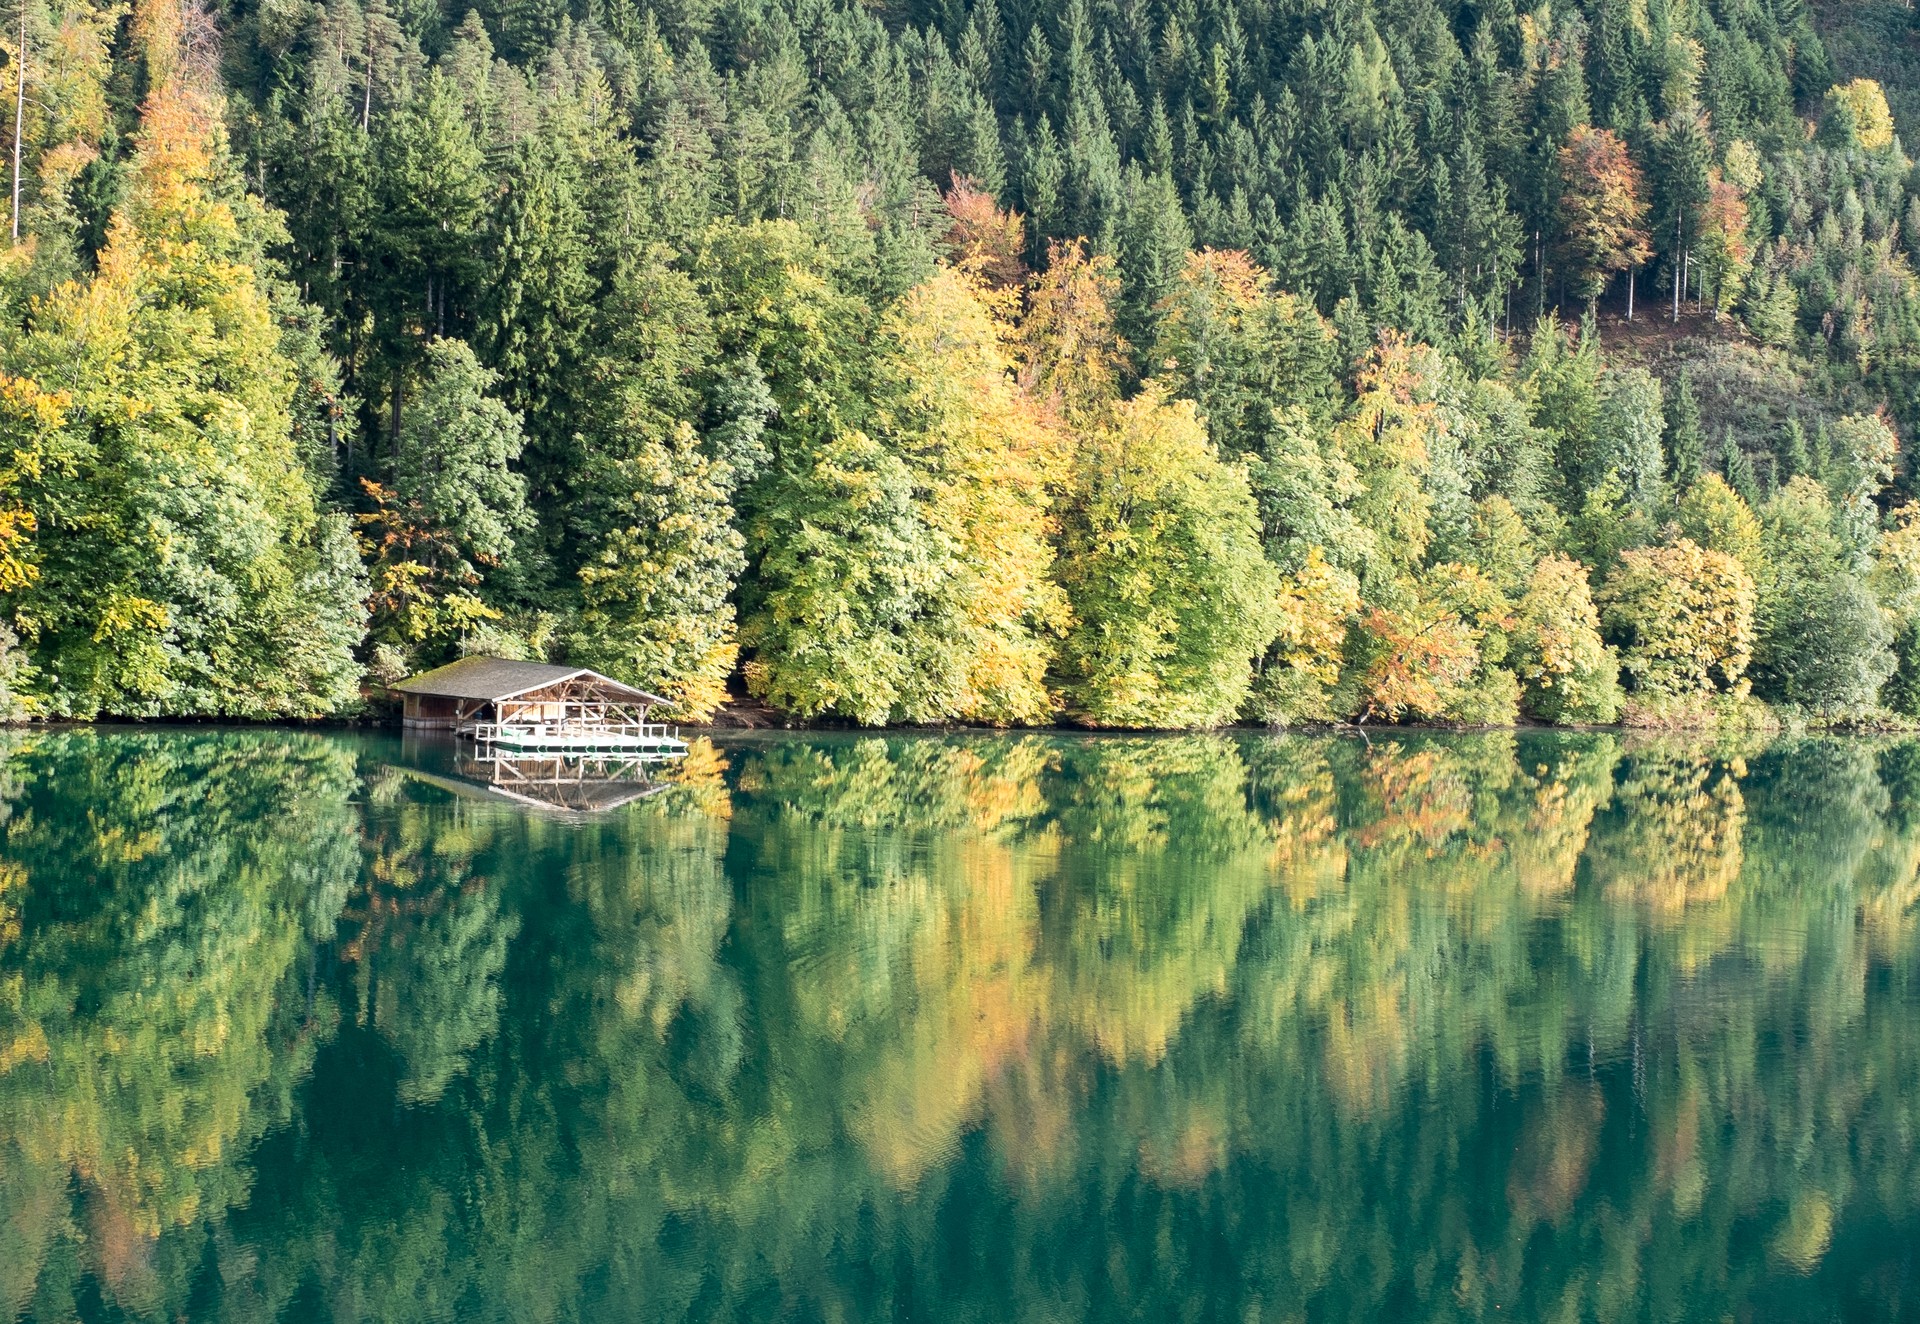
top-left (2, 727), bottom-right (1918, 1321)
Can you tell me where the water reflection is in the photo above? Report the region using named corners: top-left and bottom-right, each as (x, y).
top-left (2, 728), bottom-right (1919, 1320)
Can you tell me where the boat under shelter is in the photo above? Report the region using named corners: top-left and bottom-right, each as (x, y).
top-left (392, 657), bottom-right (687, 755)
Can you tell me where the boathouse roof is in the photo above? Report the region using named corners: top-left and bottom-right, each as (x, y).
top-left (392, 657), bottom-right (668, 706)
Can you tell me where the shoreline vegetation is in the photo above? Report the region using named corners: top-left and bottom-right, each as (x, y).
top-left (0, 0), bottom-right (1918, 733)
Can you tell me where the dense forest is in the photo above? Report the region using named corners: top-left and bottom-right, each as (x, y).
top-left (0, 0), bottom-right (1917, 726)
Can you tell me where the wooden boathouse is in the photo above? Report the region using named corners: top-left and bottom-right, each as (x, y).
top-left (393, 657), bottom-right (687, 755)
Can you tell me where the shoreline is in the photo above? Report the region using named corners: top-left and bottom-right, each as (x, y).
top-left (5, 708), bottom-right (1913, 738)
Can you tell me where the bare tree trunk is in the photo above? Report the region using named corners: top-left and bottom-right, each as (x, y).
top-left (361, 23), bottom-right (374, 132)
top-left (1535, 231), bottom-right (1544, 319)
top-left (1627, 266), bottom-right (1635, 322)
top-left (11, 4), bottom-right (24, 244)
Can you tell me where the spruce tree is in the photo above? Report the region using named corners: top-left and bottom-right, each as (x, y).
top-left (478, 137), bottom-right (595, 511)
top-left (1722, 428), bottom-right (1760, 509)
top-left (1665, 369), bottom-right (1705, 488)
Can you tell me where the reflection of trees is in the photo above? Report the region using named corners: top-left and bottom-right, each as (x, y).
top-left (11, 728), bottom-right (1920, 1320)
top-left (1588, 741), bottom-right (1748, 916)
top-left (0, 731), bottom-right (361, 1320)
top-left (347, 788), bottom-right (518, 1106)
top-left (1040, 738), bottom-right (1278, 1067)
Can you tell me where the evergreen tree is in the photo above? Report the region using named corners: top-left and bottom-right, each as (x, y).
top-left (1721, 429), bottom-right (1760, 509)
top-left (1665, 369), bottom-right (1705, 487)
top-left (478, 136), bottom-right (596, 509)
top-left (1649, 105), bottom-right (1713, 320)
top-left (367, 70), bottom-right (490, 435)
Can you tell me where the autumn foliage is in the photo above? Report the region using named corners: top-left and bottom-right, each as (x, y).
top-left (1556, 127), bottom-right (1652, 305)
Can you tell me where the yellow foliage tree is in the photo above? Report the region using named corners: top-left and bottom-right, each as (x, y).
top-left (1251, 545), bottom-right (1360, 723)
top-left (1337, 332), bottom-right (1452, 584)
top-left (1019, 238), bottom-right (1126, 422)
top-left (1054, 385), bottom-right (1281, 727)
top-left (1511, 553), bottom-right (1621, 723)
top-left (1823, 78), bottom-right (1896, 152)
top-left (0, 8), bottom-right (363, 716)
top-left (1674, 473), bottom-right (1765, 581)
top-left (1598, 539), bottom-right (1756, 698)
top-left (875, 265), bottom-right (1072, 724)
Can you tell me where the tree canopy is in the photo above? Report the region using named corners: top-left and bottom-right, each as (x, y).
top-left (0, 0), bottom-right (1916, 727)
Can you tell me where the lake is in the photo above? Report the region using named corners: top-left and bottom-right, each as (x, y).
top-left (1, 726), bottom-right (1917, 1321)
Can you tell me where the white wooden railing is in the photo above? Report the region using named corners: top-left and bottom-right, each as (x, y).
top-left (456, 718), bottom-right (683, 746)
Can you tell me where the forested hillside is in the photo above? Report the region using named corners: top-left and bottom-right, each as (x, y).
top-left (0, 0), bottom-right (1917, 727)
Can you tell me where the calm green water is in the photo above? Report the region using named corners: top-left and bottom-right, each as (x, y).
top-left (2, 728), bottom-right (1919, 1322)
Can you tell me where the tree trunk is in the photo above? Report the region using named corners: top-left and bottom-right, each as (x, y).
top-left (1627, 266), bottom-right (1635, 322)
top-left (1673, 216), bottom-right (1683, 323)
top-left (361, 25), bottom-right (374, 132)
top-left (1535, 231), bottom-right (1544, 319)
top-left (11, 5), bottom-right (24, 245)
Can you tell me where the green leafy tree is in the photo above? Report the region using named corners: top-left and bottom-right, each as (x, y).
top-left (870, 266), bottom-right (1070, 725)
top-left (1054, 385), bottom-right (1281, 727)
top-left (1819, 79), bottom-right (1896, 151)
top-left (568, 423), bottom-right (743, 721)
top-left (1, 83), bottom-right (364, 717)
top-left (1596, 367), bottom-right (1667, 513)
top-left (362, 338), bottom-right (532, 654)
top-left (388, 338), bottom-right (533, 581)
top-left (1674, 474), bottom-right (1765, 581)
top-left (738, 426), bottom-right (943, 724)
top-left (1750, 477), bottom-right (1893, 714)
top-left (1148, 248), bottom-right (1341, 458)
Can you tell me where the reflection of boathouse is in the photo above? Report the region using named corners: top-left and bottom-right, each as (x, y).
top-left (443, 749), bottom-right (672, 813)
top-left (393, 657), bottom-right (687, 756)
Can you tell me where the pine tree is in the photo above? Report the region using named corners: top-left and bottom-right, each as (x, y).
top-left (1721, 428), bottom-right (1760, 509)
top-left (1778, 417), bottom-right (1810, 482)
top-left (1650, 105), bottom-right (1712, 321)
top-left (1018, 114), bottom-right (1065, 250)
top-left (478, 136), bottom-right (595, 508)
top-left (368, 70), bottom-right (489, 433)
top-left (1665, 369), bottom-right (1705, 487)
top-left (1114, 164), bottom-right (1192, 352)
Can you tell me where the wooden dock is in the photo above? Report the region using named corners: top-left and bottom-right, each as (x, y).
top-left (458, 719), bottom-right (689, 756)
